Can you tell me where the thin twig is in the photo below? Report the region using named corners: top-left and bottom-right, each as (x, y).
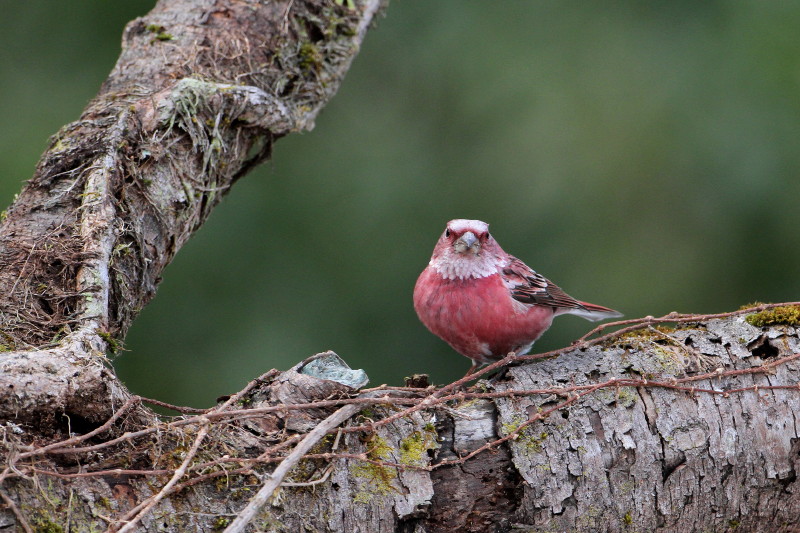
top-left (0, 396), bottom-right (141, 486)
top-left (281, 463), bottom-right (333, 487)
top-left (47, 370), bottom-right (280, 457)
top-left (115, 422), bottom-right (210, 533)
top-left (0, 488), bottom-right (34, 533)
top-left (110, 370), bottom-right (279, 531)
top-left (46, 395), bottom-right (418, 457)
top-left (577, 302), bottom-right (800, 343)
top-left (340, 351), bottom-right (523, 435)
top-left (435, 382), bottom-right (608, 467)
top-left (217, 369), bottom-right (281, 411)
top-left (223, 403), bottom-right (361, 533)
top-left (27, 467), bottom-right (173, 479)
top-left (37, 396), bottom-right (140, 455)
top-left (136, 396), bottom-right (207, 414)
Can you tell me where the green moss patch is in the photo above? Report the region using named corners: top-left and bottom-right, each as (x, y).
top-left (501, 415), bottom-right (549, 453)
top-left (746, 305), bottom-right (800, 327)
top-left (399, 428), bottom-right (438, 466)
top-left (350, 435), bottom-right (398, 504)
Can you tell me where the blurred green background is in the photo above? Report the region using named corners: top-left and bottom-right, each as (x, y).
top-left (2, 2), bottom-right (798, 407)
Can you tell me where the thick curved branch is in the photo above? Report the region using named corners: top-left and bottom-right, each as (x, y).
top-left (0, 0), bottom-right (386, 425)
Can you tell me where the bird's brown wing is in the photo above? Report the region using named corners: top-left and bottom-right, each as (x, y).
top-left (502, 256), bottom-right (584, 310)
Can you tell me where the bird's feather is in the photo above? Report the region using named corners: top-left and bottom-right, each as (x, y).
top-left (502, 256), bottom-right (621, 321)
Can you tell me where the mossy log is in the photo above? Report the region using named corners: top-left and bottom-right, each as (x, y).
top-left (2, 312), bottom-right (800, 532)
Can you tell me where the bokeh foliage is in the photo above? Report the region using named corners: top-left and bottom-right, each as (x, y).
top-left (1, 2), bottom-right (798, 406)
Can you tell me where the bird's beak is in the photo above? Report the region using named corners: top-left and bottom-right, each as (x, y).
top-left (454, 231), bottom-right (480, 255)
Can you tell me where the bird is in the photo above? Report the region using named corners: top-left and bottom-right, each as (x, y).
top-left (413, 219), bottom-right (622, 377)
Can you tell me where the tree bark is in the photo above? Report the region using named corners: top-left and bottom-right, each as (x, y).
top-left (2, 1), bottom-right (800, 532)
top-left (4, 311), bottom-right (800, 532)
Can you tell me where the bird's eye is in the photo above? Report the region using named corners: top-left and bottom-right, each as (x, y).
top-left (445, 229), bottom-right (451, 237)
top-left (485, 232), bottom-right (490, 240)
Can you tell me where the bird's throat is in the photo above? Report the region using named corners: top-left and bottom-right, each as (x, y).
top-left (431, 252), bottom-right (505, 281)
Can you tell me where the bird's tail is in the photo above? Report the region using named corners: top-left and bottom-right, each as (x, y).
top-left (560, 301), bottom-right (623, 322)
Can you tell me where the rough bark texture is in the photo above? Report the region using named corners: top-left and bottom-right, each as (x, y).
top-left (490, 317), bottom-right (800, 533)
top-left (6, 314), bottom-right (800, 532)
top-left (2, 1), bottom-right (800, 532)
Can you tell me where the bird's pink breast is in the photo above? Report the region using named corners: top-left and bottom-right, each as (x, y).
top-left (413, 268), bottom-right (554, 363)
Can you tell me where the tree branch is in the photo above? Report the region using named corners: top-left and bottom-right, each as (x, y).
top-left (0, 0), bottom-right (387, 428)
top-left (2, 306), bottom-right (800, 531)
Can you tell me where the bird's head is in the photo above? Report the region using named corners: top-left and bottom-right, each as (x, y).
top-left (429, 219), bottom-right (506, 280)
top-left (442, 219), bottom-right (490, 255)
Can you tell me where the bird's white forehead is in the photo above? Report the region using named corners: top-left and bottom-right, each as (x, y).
top-left (447, 219), bottom-right (489, 234)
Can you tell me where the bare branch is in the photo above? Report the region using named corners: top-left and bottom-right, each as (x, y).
top-left (223, 404), bottom-right (361, 533)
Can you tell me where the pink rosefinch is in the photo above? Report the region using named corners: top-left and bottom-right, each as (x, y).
top-left (414, 219), bottom-right (622, 376)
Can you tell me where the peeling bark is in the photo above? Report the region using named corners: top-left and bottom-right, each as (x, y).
top-left (489, 317), bottom-right (800, 532)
